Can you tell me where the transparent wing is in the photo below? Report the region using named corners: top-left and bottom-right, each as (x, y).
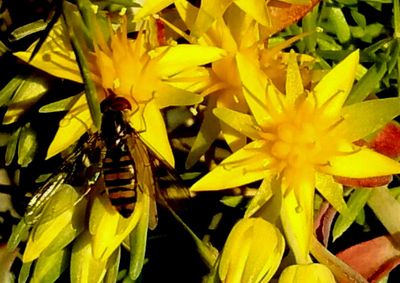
top-left (132, 131), bottom-right (191, 209)
top-left (24, 135), bottom-right (100, 226)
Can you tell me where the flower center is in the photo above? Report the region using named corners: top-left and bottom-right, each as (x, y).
top-left (262, 99), bottom-right (339, 174)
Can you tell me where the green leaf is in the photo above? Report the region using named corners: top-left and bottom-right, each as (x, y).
top-left (7, 220), bottom-right (29, 251)
top-left (9, 20), bottom-right (47, 41)
top-left (128, 204), bottom-right (149, 280)
top-left (39, 95), bottom-right (81, 113)
top-left (346, 62), bottom-right (387, 105)
top-left (104, 248), bottom-right (121, 283)
top-left (31, 248), bottom-right (69, 283)
top-left (17, 123), bottom-right (38, 167)
top-left (368, 187), bottom-right (400, 235)
top-left (185, 96), bottom-right (220, 169)
top-left (5, 127), bottom-right (21, 166)
top-left (63, 2), bottom-right (101, 129)
top-left (302, 4), bottom-right (319, 53)
top-left (341, 97), bottom-right (400, 142)
top-left (350, 10), bottom-right (366, 27)
top-left (18, 261), bottom-right (32, 283)
top-left (332, 189), bottom-right (372, 241)
top-left (327, 7), bottom-right (351, 43)
top-left (0, 76), bottom-right (23, 107)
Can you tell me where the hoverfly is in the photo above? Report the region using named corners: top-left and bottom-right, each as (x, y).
top-left (21, 92), bottom-right (189, 229)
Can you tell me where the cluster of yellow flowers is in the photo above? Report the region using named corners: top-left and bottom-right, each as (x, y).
top-left (6, 0), bottom-right (400, 282)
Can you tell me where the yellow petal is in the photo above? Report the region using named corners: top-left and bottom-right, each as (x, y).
top-left (46, 95), bottom-right (92, 158)
top-left (235, 52), bottom-right (274, 126)
top-left (219, 218), bottom-right (285, 283)
top-left (130, 99), bottom-right (175, 167)
top-left (213, 107), bottom-right (260, 141)
top-left (192, 0), bottom-right (233, 36)
top-left (279, 264), bottom-right (336, 283)
top-left (89, 190), bottom-right (143, 261)
top-left (153, 44), bottom-right (227, 78)
top-left (134, 0), bottom-right (174, 21)
top-left (14, 20), bottom-right (82, 83)
top-left (315, 172), bottom-right (347, 214)
top-left (155, 83), bottom-right (203, 109)
top-left (191, 140), bottom-right (272, 191)
top-left (285, 51), bottom-right (304, 107)
top-left (313, 50), bottom-right (359, 118)
top-left (280, 181), bottom-right (314, 264)
top-left (325, 147), bottom-right (400, 178)
top-left (233, 0), bottom-right (268, 26)
top-left (175, 0), bottom-right (198, 31)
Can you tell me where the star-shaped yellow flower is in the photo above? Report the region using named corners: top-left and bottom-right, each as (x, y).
top-left (191, 50), bottom-right (400, 263)
top-left (14, 10), bottom-right (226, 166)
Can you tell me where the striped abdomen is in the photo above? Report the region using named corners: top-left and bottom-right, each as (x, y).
top-left (102, 147), bottom-right (137, 218)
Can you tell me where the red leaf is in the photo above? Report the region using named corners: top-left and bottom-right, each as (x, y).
top-left (336, 235), bottom-right (400, 281)
top-left (370, 123), bottom-right (400, 159)
top-left (334, 175), bottom-right (393, 188)
top-left (314, 202), bottom-right (337, 247)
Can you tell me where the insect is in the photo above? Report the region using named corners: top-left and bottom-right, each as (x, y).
top-left (21, 92), bottom-right (189, 229)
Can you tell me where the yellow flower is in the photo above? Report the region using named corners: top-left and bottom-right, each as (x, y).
top-left (174, 1), bottom-right (315, 168)
top-left (219, 218), bottom-right (285, 283)
top-left (191, 50), bottom-right (400, 263)
top-left (278, 264), bottom-right (336, 283)
top-left (14, 8), bottom-right (226, 166)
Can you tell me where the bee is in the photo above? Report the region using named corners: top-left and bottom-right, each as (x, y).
top-left (21, 93), bottom-right (188, 229)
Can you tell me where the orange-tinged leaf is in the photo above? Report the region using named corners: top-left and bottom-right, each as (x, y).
top-left (264, 0), bottom-right (320, 36)
top-left (336, 236), bottom-right (400, 282)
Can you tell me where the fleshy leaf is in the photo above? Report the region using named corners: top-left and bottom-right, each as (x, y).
top-left (264, 0), bottom-right (320, 36)
top-left (370, 122), bottom-right (400, 159)
top-left (17, 123), bottom-right (37, 167)
top-left (3, 74), bottom-right (49, 124)
top-left (185, 96), bottom-right (220, 169)
top-left (336, 236), bottom-right (400, 282)
top-left (129, 183), bottom-right (150, 280)
top-left (340, 97), bottom-right (400, 142)
top-left (31, 248), bottom-right (69, 283)
top-left (368, 187), bottom-right (400, 236)
top-left (71, 232), bottom-right (107, 283)
top-left (333, 189), bottom-right (372, 241)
